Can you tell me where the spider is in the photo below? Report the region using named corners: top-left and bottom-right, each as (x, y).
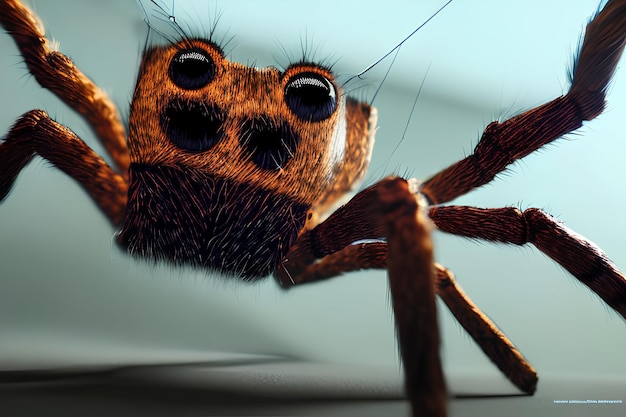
top-left (1, 0), bottom-right (626, 416)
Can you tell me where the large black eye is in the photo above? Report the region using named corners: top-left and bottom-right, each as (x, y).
top-left (169, 48), bottom-right (215, 90)
top-left (284, 72), bottom-right (337, 122)
top-left (240, 117), bottom-right (299, 170)
top-left (161, 98), bottom-right (225, 152)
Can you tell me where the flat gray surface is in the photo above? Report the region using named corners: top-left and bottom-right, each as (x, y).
top-left (2, 357), bottom-right (625, 417)
top-left (1, 2), bottom-right (626, 416)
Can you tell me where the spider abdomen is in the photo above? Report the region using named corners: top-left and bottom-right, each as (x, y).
top-left (118, 163), bottom-right (309, 279)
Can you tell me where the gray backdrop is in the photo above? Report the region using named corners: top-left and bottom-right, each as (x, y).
top-left (1, 0), bottom-right (625, 415)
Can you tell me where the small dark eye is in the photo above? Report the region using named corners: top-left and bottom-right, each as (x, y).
top-left (169, 48), bottom-right (215, 90)
top-left (284, 72), bottom-right (337, 122)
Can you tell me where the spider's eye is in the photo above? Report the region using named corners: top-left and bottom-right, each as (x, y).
top-left (169, 48), bottom-right (215, 90)
top-left (284, 72), bottom-right (337, 122)
top-left (161, 98), bottom-right (224, 153)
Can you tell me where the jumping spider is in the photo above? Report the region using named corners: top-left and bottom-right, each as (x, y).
top-left (1, 1), bottom-right (626, 416)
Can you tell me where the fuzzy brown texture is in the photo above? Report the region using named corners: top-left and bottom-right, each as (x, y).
top-left (2, 1), bottom-right (626, 416)
top-left (127, 39), bottom-right (373, 212)
top-left (431, 206), bottom-right (626, 321)
top-left (0, 0), bottom-right (128, 174)
top-left (0, 110), bottom-right (127, 224)
top-left (421, 0), bottom-right (626, 206)
top-left (378, 178), bottom-right (446, 417)
top-left (435, 264), bottom-right (538, 393)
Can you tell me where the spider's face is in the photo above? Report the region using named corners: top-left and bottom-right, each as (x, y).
top-left (117, 39), bottom-right (376, 279)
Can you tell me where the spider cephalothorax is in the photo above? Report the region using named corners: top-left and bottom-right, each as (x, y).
top-left (117, 38), bottom-right (376, 278)
top-left (1, 1), bottom-right (626, 416)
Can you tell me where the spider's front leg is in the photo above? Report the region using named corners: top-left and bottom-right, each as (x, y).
top-left (276, 178), bottom-right (537, 416)
top-left (278, 178), bottom-right (446, 415)
top-left (0, 110), bottom-right (128, 224)
top-left (420, 0), bottom-right (626, 205)
top-left (430, 206), bottom-right (626, 321)
top-left (418, 0), bottom-right (626, 322)
top-left (0, 0), bottom-right (129, 225)
top-left (0, 0), bottom-right (128, 173)
top-left (377, 178), bottom-right (446, 417)
top-left (276, 178), bottom-right (538, 400)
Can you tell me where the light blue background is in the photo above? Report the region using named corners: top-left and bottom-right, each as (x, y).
top-left (0, 0), bottom-right (625, 412)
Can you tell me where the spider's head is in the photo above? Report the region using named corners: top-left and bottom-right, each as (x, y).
top-left (117, 39), bottom-right (376, 279)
